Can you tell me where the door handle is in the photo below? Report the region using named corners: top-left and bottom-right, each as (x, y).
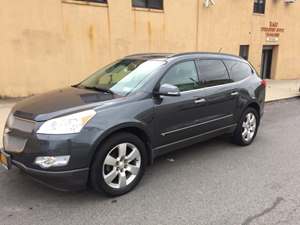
top-left (194, 98), bottom-right (206, 104)
top-left (230, 91), bottom-right (239, 96)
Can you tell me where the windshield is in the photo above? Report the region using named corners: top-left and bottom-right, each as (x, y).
top-left (79, 59), bottom-right (166, 96)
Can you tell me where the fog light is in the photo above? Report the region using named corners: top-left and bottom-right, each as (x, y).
top-left (35, 156), bottom-right (70, 169)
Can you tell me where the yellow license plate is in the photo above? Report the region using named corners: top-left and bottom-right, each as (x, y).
top-left (0, 152), bottom-right (10, 169)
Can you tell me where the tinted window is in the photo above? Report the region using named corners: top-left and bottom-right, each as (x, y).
top-left (197, 60), bottom-right (230, 87)
top-left (160, 61), bottom-right (200, 92)
top-left (132, 0), bottom-right (163, 10)
top-left (224, 60), bottom-right (253, 82)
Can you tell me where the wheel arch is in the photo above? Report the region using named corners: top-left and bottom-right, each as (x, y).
top-left (88, 122), bottom-right (153, 169)
top-left (244, 101), bottom-right (261, 124)
top-left (247, 102), bottom-right (261, 116)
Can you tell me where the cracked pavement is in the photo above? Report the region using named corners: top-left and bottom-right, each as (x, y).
top-left (1, 98), bottom-right (300, 225)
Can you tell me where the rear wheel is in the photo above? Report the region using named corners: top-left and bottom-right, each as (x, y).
top-left (90, 132), bottom-right (147, 196)
top-left (232, 108), bottom-right (259, 146)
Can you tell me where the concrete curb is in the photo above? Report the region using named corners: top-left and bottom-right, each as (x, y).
top-left (265, 95), bottom-right (300, 103)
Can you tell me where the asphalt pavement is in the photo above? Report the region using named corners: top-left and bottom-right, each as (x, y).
top-left (1, 98), bottom-right (300, 225)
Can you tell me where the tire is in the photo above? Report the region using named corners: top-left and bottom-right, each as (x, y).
top-left (90, 132), bottom-right (147, 196)
top-left (232, 107), bottom-right (260, 146)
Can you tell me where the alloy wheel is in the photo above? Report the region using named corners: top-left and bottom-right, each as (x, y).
top-left (102, 143), bottom-right (141, 189)
top-left (241, 112), bottom-right (257, 142)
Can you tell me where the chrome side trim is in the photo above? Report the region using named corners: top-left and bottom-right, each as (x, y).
top-left (13, 116), bottom-right (35, 124)
top-left (161, 114), bottom-right (233, 136)
top-left (6, 114), bottom-right (36, 134)
top-left (154, 124), bottom-right (237, 151)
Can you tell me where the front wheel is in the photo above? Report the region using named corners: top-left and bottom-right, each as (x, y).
top-left (232, 108), bottom-right (260, 146)
top-left (90, 132), bottom-right (147, 196)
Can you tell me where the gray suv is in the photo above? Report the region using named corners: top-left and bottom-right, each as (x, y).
top-left (1, 52), bottom-right (266, 196)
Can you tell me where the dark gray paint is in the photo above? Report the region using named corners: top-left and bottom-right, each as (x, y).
top-left (3, 52), bottom-right (266, 190)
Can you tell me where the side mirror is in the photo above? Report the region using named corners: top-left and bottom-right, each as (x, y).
top-left (156, 84), bottom-right (181, 97)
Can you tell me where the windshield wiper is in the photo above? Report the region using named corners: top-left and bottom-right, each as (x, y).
top-left (81, 85), bottom-right (115, 95)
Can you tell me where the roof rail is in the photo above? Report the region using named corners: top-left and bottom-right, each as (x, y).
top-left (124, 52), bottom-right (244, 60)
top-left (169, 51), bottom-right (240, 58)
top-left (168, 52), bottom-right (203, 58)
top-left (125, 53), bottom-right (172, 58)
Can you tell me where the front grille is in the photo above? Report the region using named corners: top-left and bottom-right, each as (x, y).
top-left (6, 114), bottom-right (36, 133)
top-left (3, 135), bottom-right (27, 153)
top-left (3, 114), bottom-right (36, 153)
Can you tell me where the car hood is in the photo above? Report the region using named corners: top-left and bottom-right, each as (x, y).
top-left (11, 87), bottom-right (124, 121)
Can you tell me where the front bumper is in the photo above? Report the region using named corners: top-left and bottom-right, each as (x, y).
top-left (12, 159), bottom-right (89, 191)
top-left (2, 114), bottom-right (102, 191)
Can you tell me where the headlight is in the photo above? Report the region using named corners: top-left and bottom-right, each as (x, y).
top-left (37, 110), bottom-right (96, 134)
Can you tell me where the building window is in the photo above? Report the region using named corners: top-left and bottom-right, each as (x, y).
top-left (253, 0), bottom-right (266, 14)
top-left (239, 45), bottom-right (249, 60)
top-left (75, 0), bottom-right (107, 3)
top-left (132, 0), bottom-right (163, 10)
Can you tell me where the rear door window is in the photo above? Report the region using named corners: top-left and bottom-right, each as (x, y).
top-left (197, 60), bottom-right (231, 88)
top-left (224, 60), bottom-right (253, 82)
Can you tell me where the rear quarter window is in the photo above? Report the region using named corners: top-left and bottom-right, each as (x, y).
top-left (224, 60), bottom-right (253, 82)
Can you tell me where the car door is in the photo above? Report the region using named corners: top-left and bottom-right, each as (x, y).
top-left (153, 60), bottom-right (206, 148)
top-left (153, 58), bottom-right (239, 152)
top-left (192, 59), bottom-right (239, 133)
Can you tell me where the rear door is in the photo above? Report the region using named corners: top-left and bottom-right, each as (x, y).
top-left (192, 59), bottom-right (239, 131)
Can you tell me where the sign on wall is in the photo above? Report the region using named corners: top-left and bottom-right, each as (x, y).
top-left (261, 22), bottom-right (285, 42)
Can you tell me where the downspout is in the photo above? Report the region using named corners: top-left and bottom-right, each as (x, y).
top-left (195, 0), bottom-right (200, 51)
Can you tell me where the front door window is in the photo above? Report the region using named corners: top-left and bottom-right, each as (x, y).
top-left (160, 61), bottom-right (200, 92)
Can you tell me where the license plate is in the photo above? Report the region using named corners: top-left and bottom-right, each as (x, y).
top-left (0, 151), bottom-right (11, 170)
